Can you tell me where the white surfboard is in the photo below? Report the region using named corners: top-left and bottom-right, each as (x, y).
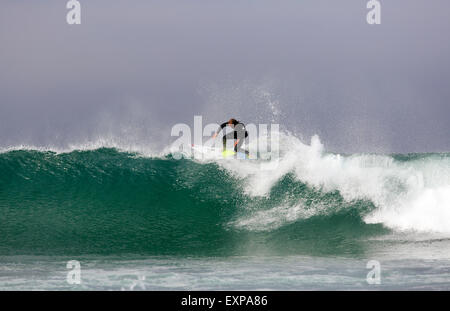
top-left (191, 144), bottom-right (250, 159)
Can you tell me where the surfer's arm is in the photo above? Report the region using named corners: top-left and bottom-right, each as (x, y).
top-left (212, 122), bottom-right (227, 138)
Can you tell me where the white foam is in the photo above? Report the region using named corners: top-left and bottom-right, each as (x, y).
top-left (211, 131), bottom-right (450, 234)
top-left (232, 200), bottom-right (332, 231)
top-left (365, 186), bottom-right (450, 233)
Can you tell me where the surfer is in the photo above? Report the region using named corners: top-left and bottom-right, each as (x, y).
top-left (212, 118), bottom-right (249, 154)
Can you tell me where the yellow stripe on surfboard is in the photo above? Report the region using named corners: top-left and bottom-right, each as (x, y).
top-left (222, 149), bottom-right (236, 158)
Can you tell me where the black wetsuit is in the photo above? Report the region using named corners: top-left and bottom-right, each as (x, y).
top-left (216, 121), bottom-right (249, 153)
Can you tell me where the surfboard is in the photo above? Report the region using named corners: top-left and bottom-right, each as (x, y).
top-left (191, 144), bottom-right (250, 159)
top-left (221, 149), bottom-right (249, 159)
top-left (222, 149), bottom-right (236, 158)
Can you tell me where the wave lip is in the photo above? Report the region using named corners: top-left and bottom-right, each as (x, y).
top-left (0, 136), bottom-right (162, 158)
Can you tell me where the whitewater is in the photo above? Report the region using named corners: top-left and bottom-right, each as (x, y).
top-left (179, 132), bottom-right (450, 235)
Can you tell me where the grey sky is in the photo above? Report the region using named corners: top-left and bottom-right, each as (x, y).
top-left (1, 0), bottom-right (449, 153)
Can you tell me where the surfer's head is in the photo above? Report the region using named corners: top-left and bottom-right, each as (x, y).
top-left (228, 118), bottom-right (238, 127)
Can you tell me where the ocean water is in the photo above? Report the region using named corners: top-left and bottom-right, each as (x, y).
top-left (1, 134), bottom-right (450, 290)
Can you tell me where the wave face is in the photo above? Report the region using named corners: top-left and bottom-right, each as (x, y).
top-left (1, 134), bottom-right (449, 257)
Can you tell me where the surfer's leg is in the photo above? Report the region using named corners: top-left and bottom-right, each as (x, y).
top-left (234, 131), bottom-right (246, 153)
top-left (235, 141), bottom-right (249, 155)
top-left (234, 138), bottom-right (243, 152)
top-left (222, 133), bottom-right (235, 150)
top-left (237, 131), bottom-right (249, 155)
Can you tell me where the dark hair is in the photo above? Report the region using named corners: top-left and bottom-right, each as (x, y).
top-left (228, 118), bottom-right (238, 125)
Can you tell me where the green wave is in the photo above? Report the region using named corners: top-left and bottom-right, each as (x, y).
top-left (0, 148), bottom-right (393, 257)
